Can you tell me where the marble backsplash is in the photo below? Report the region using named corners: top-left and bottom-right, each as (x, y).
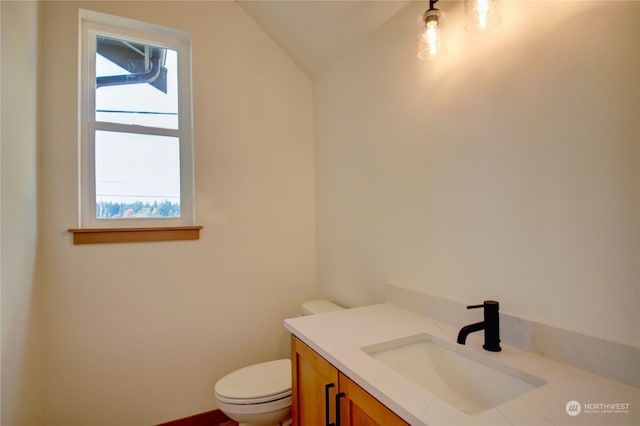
top-left (385, 284), bottom-right (639, 388)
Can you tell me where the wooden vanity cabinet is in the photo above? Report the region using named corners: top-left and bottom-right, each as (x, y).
top-left (337, 373), bottom-right (409, 426)
top-left (291, 335), bottom-right (408, 426)
top-left (291, 334), bottom-right (339, 425)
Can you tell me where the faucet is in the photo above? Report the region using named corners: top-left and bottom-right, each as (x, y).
top-left (457, 300), bottom-right (501, 352)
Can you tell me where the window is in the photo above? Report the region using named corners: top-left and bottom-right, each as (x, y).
top-left (73, 10), bottom-right (199, 243)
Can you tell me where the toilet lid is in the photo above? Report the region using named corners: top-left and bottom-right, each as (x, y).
top-left (215, 359), bottom-right (291, 402)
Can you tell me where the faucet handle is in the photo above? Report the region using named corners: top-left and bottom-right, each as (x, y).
top-left (467, 300), bottom-right (499, 310)
top-left (466, 304), bottom-right (484, 309)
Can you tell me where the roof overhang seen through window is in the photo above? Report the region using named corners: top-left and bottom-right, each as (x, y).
top-left (97, 36), bottom-right (168, 93)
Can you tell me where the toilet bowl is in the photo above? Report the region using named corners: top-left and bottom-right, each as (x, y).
top-left (215, 359), bottom-right (292, 426)
top-left (214, 300), bottom-right (343, 426)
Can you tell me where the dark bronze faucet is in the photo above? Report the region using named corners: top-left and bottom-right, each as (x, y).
top-left (457, 300), bottom-right (501, 352)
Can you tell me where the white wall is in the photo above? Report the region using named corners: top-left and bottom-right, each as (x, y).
top-left (37, 1), bottom-right (315, 424)
top-left (1, 1), bottom-right (44, 425)
top-left (316, 1), bottom-right (639, 347)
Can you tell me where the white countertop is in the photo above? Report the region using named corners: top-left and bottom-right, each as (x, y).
top-left (284, 303), bottom-right (639, 426)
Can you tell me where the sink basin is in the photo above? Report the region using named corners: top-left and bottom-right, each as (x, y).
top-left (361, 333), bottom-right (547, 415)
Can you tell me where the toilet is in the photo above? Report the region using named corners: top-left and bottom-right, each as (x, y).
top-left (214, 300), bottom-right (343, 426)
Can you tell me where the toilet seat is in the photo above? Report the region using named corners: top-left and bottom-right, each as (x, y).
top-left (215, 359), bottom-right (291, 405)
top-left (215, 389), bottom-right (291, 405)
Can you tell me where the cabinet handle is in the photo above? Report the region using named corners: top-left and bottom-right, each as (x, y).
top-left (324, 383), bottom-right (335, 426)
top-left (335, 392), bottom-right (346, 426)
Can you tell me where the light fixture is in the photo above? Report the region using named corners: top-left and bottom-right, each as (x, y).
top-left (417, 0), bottom-right (446, 60)
top-left (465, 0), bottom-right (501, 33)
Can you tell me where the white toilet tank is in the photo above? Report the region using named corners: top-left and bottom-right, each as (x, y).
top-left (301, 300), bottom-right (343, 316)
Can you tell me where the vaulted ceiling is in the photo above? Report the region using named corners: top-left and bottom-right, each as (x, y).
top-left (238, 0), bottom-right (411, 77)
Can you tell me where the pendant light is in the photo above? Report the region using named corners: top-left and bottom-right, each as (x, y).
top-left (465, 0), bottom-right (501, 32)
top-left (417, 0), bottom-right (446, 60)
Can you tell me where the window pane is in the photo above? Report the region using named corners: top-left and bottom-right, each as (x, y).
top-left (95, 130), bottom-right (181, 219)
top-left (95, 36), bottom-right (179, 129)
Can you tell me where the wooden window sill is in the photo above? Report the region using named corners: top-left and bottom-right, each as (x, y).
top-left (68, 226), bottom-right (203, 244)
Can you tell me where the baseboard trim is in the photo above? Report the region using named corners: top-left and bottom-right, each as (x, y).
top-left (155, 409), bottom-right (232, 426)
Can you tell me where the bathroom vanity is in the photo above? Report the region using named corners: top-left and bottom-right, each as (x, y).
top-left (291, 335), bottom-right (408, 425)
top-left (285, 303), bottom-right (639, 426)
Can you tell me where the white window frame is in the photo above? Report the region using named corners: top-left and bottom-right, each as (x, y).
top-left (78, 9), bottom-right (195, 229)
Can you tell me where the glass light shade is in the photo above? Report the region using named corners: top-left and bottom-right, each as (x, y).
top-left (465, 0), bottom-right (501, 32)
top-left (417, 9), bottom-right (446, 61)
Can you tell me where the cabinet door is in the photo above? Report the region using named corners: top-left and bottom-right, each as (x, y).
top-left (292, 336), bottom-right (340, 426)
top-left (338, 374), bottom-right (409, 426)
